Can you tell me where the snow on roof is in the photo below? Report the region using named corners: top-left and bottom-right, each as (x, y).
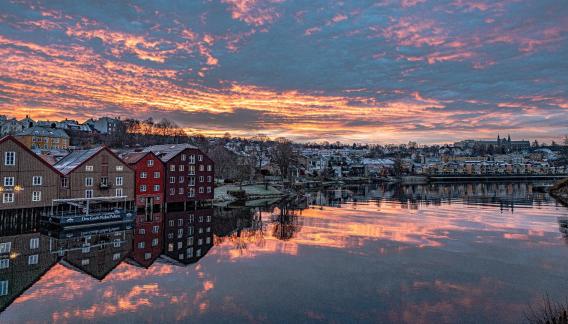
top-left (54, 147), bottom-right (104, 174)
top-left (143, 144), bottom-right (197, 162)
top-left (16, 126), bottom-right (69, 138)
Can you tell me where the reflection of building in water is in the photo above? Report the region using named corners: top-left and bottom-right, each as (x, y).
top-left (308, 182), bottom-right (553, 209)
top-left (48, 227), bottom-right (133, 280)
top-left (0, 216), bottom-right (57, 312)
top-left (558, 217), bottom-right (568, 242)
top-left (160, 209), bottom-right (213, 266)
top-left (127, 212), bottom-right (163, 268)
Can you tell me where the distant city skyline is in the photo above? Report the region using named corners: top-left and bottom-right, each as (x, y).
top-left (0, 1), bottom-right (567, 144)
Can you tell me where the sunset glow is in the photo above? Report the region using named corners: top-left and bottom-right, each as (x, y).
top-left (0, 1), bottom-right (567, 143)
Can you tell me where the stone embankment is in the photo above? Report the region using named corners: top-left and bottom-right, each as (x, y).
top-left (550, 178), bottom-right (568, 205)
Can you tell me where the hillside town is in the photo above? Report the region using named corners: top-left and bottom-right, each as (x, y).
top-left (1, 114), bottom-right (568, 195)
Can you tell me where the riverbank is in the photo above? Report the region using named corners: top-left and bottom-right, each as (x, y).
top-left (214, 184), bottom-right (286, 204)
top-left (550, 178), bottom-right (568, 205)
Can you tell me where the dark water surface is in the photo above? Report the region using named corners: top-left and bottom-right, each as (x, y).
top-left (1, 182), bottom-right (568, 323)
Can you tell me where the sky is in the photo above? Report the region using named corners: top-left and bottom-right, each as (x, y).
top-left (0, 0), bottom-right (567, 144)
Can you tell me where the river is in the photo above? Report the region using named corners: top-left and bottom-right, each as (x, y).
top-left (0, 181), bottom-right (567, 323)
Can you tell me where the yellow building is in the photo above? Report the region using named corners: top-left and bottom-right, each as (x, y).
top-left (15, 126), bottom-right (70, 150)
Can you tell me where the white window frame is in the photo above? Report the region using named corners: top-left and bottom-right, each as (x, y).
top-left (154, 171), bottom-right (160, 178)
top-left (140, 172), bottom-right (147, 179)
top-left (30, 238), bottom-right (39, 249)
top-left (147, 159), bottom-right (154, 167)
top-left (115, 176), bottom-right (123, 186)
top-left (115, 188), bottom-right (123, 197)
top-left (32, 191), bottom-right (41, 202)
top-left (154, 185), bottom-right (160, 192)
top-left (32, 176), bottom-right (42, 186)
top-left (3, 177), bottom-right (14, 187)
top-left (140, 185), bottom-right (147, 192)
top-left (116, 165), bottom-right (123, 171)
top-left (2, 193), bottom-right (14, 203)
top-left (85, 189), bottom-right (93, 198)
top-left (85, 165), bottom-right (93, 171)
top-left (85, 177), bottom-right (93, 187)
top-left (4, 152), bottom-right (15, 166)
top-left (28, 254), bottom-right (39, 265)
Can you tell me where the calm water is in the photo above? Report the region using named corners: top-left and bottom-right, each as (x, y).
top-left (1, 182), bottom-right (568, 323)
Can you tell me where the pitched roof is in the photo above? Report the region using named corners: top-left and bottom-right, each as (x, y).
top-left (142, 144), bottom-right (197, 162)
top-left (53, 147), bottom-right (105, 175)
top-left (0, 136), bottom-right (63, 175)
top-left (121, 151), bottom-right (153, 165)
top-left (16, 126), bottom-right (69, 138)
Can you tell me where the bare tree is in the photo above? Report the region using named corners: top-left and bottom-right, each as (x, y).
top-left (271, 137), bottom-right (296, 182)
top-left (209, 145), bottom-right (236, 180)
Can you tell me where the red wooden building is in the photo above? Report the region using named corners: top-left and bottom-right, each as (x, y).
top-left (143, 144), bottom-right (214, 207)
top-left (121, 151), bottom-right (165, 209)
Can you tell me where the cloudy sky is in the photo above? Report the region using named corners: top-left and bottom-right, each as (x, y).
top-left (0, 0), bottom-right (567, 144)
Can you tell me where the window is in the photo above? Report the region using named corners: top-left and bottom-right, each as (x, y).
top-left (154, 171), bottom-right (160, 179)
top-left (170, 177), bottom-right (175, 184)
top-left (189, 155), bottom-right (195, 164)
top-left (2, 193), bottom-right (14, 203)
top-left (181, 154), bottom-right (186, 161)
top-left (147, 159), bottom-right (154, 167)
top-left (61, 177), bottom-right (69, 188)
top-left (140, 185), bottom-right (147, 192)
top-left (0, 281), bottom-right (8, 296)
top-left (85, 165), bottom-right (93, 171)
top-left (177, 242), bottom-right (183, 249)
top-left (187, 247), bottom-right (194, 257)
top-left (189, 165), bottom-right (195, 175)
top-left (207, 187), bottom-right (212, 193)
top-left (199, 165), bottom-right (204, 172)
top-left (168, 243), bottom-right (173, 252)
top-left (178, 188), bottom-right (184, 194)
top-left (153, 225), bottom-right (159, 233)
top-left (178, 219), bottom-right (183, 226)
top-left (3, 177), bottom-right (14, 187)
top-left (189, 226), bottom-right (194, 235)
top-left (199, 187), bottom-right (204, 193)
top-left (32, 191), bottom-right (41, 202)
top-left (0, 259), bottom-right (9, 269)
top-left (100, 177), bottom-right (108, 186)
top-left (152, 238), bottom-right (159, 247)
top-left (140, 172), bottom-right (147, 179)
top-left (154, 185), bottom-right (160, 192)
top-left (179, 176), bottom-right (184, 183)
top-left (189, 177), bottom-right (195, 186)
top-left (144, 252), bottom-right (151, 260)
top-left (199, 176), bottom-right (204, 182)
top-left (206, 237), bottom-right (211, 244)
top-left (207, 165), bottom-right (213, 172)
top-left (179, 165), bottom-right (184, 172)
top-left (207, 176), bottom-right (212, 182)
top-left (115, 176), bottom-right (123, 186)
top-left (198, 155), bottom-right (203, 161)
top-left (169, 219), bottom-right (174, 227)
top-left (116, 165), bottom-right (123, 171)
top-left (85, 177), bottom-right (93, 187)
top-left (139, 228), bottom-right (146, 235)
top-left (32, 176), bottom-right (42, 186)
top-left (169, 188), bottom-right (175, 196)
top-left (138, 242), bottom-right (145, 249)
top-left (0, 242), bottom-right (11, 253)
top-left (196, 249), bottom-right (201, 257)
top-left (170, 165), bottom-right (175, 172)
top-left (113, 253), bottom-right (121, 261)
top-left (116, 188), bottom-right (123, 197)
top-left (189, 188), bottom-right (195, 197)
top-left (178, 228), bottom-right (184, 238)
top-left (113, 240), bottom-right (121, 248)
top-left (28, 254), bottom-right (38, 265)
top-left (85, 190), bottom-right (93, 198)
top-left (187, 236), bottom-right (194, 246)
top-left (4, 152), bottom-right (15, 166)
top-left (81, 259), bottom-right (90, 266)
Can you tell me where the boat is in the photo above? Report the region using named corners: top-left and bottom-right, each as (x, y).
top-left (43, 196), bottom-right (135, 229)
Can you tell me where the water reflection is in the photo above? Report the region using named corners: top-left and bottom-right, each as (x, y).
top-left (0, 182), bottom-right (567, 323)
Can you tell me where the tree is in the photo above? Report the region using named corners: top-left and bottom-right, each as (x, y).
top-left (271, 137), bottom-right (296, 182)
top-left (209, 145), bottom-right (236, 180)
